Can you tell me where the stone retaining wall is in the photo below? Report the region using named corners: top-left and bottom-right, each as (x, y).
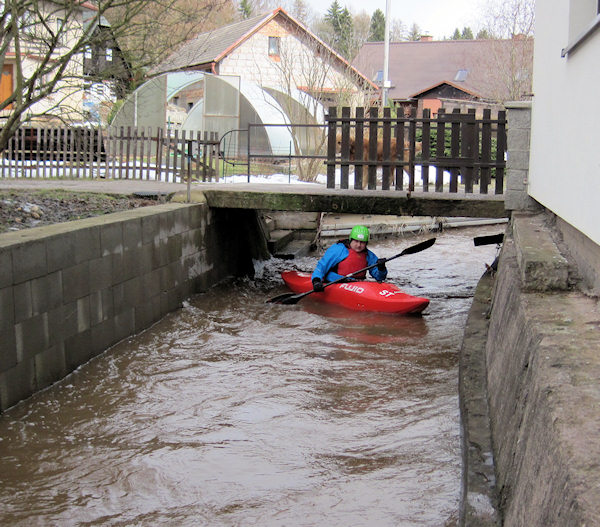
top-left (0, 203), bottom-right (264, 412)
top-left (460, 214), bottom-right (600, 526)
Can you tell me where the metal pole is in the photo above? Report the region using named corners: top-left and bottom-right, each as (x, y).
top-left (186, 139), bottom-right (192, 203)
top-left (247, 125), bottom-right (251, 183)
top-left (382, 0), bottom-right (391, 107)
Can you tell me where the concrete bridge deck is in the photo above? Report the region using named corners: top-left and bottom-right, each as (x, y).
top-left (0, 179), bottom-right (506, 218)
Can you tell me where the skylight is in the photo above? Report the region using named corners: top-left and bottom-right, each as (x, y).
top-left (455, 69), bottom-right (469, 82)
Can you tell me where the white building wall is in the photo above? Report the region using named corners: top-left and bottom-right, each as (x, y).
top-left (529, 1), bottom-right (600, 244)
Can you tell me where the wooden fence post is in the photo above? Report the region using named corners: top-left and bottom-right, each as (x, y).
top-left (449, 108), bottom-right (461, 193)
top-left (382, 107), bottom-right (391, 190)
top-left (395, 111), bottom-right (405, 190)
top-left (422, 109), bottom-right (431, 192)
top-left (340, 106), bottom-right (351, 189)
top-left (326, 106), bottom-right (337, 189)
top-left (368, 106), bottom-right (378, 190)
top-left (435, 109), bottom-right (446, 192)
top-left (462, 109), bottom-right (476, 193)
top-left (354, 107), bottom-right (365, 190)
top-left (408, 107), bottom-right (417, 191)
top-left (495, 110), bottom-right (506, 194)
top-left (480, 109), bottom-right (492, 194)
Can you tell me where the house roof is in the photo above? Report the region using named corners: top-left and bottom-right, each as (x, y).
top-left (352, 39), bottom-right (533, 102)
top-left (154, 8), bottom-right (377, 90)
top-left (155, 12), bottom-right (269, 73)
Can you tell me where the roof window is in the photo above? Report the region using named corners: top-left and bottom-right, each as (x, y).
top-left (454, 69), bottom-right (469, 82)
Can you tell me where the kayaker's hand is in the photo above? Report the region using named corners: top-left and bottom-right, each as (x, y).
top-left (312, 278), bottom-right (325, 292)
top-left (376, 258), bottom-right (387, 272)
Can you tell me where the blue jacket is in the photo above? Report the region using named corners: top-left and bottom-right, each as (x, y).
top-left (312, 242), bottom-right (388, 283)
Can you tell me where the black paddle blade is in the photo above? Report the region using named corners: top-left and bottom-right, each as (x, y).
top-left (266, 292), bottom-right (306, 304)
top-left (399, 237), bottom-right (436, 256)
top-left (474, 233), bottom-right (504, 246)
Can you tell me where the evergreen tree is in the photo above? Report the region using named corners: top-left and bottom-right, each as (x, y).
top-left (324, 1), bottom-right (354, 58)
top-left (476, 28), bottom-right (491, 39)
top-left (368, 9), bottom-right (386, 41)
top-left (452, 28), bottom-right (461, 40)
top-left (239, 0), bottom-right (252, 19)
top-left (461, 26), bottom-right (474, 39)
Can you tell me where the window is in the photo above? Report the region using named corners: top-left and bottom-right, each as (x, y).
top-left (268, 36), bottom-right (280, 56)
top-left (106, 48), bottom-right (113, 62)
top-left (374, 70), bottom-right (383, 84)
top-left (562, 0), bottom-right (600, 56)
top-left (84, 46), bottom-right (92, 59)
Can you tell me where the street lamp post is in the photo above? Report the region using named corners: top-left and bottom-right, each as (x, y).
top-left (382, 0), bottom-right (391, 106)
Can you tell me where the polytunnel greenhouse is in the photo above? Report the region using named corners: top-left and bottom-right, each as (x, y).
top-left (109, 71), bottom-right (325, 160)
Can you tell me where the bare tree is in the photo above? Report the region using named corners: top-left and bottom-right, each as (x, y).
top-left (481, 0), bottom-right (535, 38)
top-left (406, 23), bottom-right (422, 41)
top-left (349, 11), bottom-right (371, 59)
top-left (252, 33), bottom-right (374, 181)
top-left (0, 0), bottom-right (229, 153)
top-left (390, 19), bottom-right (406, 41)
top-left (478, 0), bottom-right (535, 102)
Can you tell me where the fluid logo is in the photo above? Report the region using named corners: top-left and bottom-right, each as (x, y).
top-left (340, 283), bottom-right (365, 294)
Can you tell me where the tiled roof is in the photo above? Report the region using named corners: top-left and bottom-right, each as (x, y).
top-left (154, 12), bottom-right (271, 73)
top-left (153, 8), bottom-right (376, 90)
top-left (352, 39), bottom-right (533, 102)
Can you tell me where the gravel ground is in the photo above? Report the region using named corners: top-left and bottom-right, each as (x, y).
top-left (0, 189), bottom-right (159, 233)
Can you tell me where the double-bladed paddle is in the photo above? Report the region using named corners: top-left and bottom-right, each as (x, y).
top-left (267, 237), bottom-right (436, 305)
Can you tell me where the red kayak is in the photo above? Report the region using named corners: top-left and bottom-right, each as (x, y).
top-left (281, 271), bottom-right (430, 314)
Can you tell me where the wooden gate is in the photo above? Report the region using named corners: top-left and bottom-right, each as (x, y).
top-left (326, 106), bottom-right (506, 194)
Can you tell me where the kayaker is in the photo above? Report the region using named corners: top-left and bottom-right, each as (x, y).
top-left (311, 225), bottom-right (387, 292)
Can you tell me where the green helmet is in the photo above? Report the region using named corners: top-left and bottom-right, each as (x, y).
top-left (349, 225), bottom-right (369, 242)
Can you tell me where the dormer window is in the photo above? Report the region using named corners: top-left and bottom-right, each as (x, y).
top-left (268, 36), bottom-right (280, 57)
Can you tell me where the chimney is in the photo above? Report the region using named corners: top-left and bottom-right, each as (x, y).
top-left (419, 35), bottom-right (433, 42)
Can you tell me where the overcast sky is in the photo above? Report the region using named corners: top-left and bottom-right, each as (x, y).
top-left (302, 0), bottom-right (489, 40)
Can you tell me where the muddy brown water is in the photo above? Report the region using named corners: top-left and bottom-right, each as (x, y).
top-left (0, 227), bottom-right (500, 526)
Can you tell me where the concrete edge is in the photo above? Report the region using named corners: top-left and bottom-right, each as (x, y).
top-left (459, 271), bottom-right (500, 526)
top-left (512, 212), bottom-right (569, 291)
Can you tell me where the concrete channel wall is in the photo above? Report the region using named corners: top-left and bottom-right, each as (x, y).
top-left (0, 202), bottom-right (264, 412)
top-left (460, 213), bottom-right (600, 526)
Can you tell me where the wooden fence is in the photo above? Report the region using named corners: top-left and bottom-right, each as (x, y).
top-left (326, 106), bottom-right (506, 194)
top-left (0, 126), bottom-right (221, 183)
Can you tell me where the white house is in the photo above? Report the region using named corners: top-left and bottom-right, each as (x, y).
top-left (526, 0), bottom-right (600, 291)
top-left (155, 8), bottom-right (377, 110)
top-left (0, 0), bottom-right (129, 127)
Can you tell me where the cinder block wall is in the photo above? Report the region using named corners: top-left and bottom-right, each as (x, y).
top-left (0, 203), bottom-right (262, 412)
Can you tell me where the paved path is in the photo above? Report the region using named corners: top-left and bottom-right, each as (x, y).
top-left (0, 178), bottom-right (191, 195)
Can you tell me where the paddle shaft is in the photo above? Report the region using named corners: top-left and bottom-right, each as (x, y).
top-left (267, 238), bottom-right (436, 304)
